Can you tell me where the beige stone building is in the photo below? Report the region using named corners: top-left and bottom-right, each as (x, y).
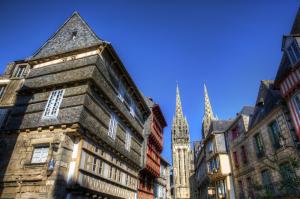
top-left (154, 157), bottom-right (171, 199)
top-left (171, 85), bottom-right (193, 199)
top-left (226, 81), bottom-right (300, 198)
top-left (194, 85), bottom-right (236, 199)
top-left (0, 12), bottom-right (152, 199)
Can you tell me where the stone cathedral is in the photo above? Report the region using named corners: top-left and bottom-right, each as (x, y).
top-left (171, 85), bottom-right (193, 199)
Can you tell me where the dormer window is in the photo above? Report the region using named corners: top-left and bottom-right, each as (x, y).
top-left (285, 38), bottom-right (300, 66)
top-left (13, 64), bottom-right (27, 78)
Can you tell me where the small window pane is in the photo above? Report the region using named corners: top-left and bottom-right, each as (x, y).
top-left (293, 93), bottom-right (300, 115)
top-left (108, 114), bottom-right (118, 140)
top-left (288, 47), bottom-right (297, 64)
top-left (125, 130), bottom-right (132, 151)
top-left (31, 147), bottom-right (49, 163)
top-left (14, 65), bottom-right (26, 78)
top-left (287, 39), bottom-right (300, 65)
top-left (0, 86), bottom-right (6, 98)
top-left (292, 41), bottom-right (300, 60)
top-left (269, 121), bottom-right (282, 149)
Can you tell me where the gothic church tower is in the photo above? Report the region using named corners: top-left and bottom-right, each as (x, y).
top-left (202, 84), bottom-right (214, 138)
top-left (171, 85), bottom-right (192, 199)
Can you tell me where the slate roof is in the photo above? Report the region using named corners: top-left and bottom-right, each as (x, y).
top-left (31, 12), bottom-right (103, 60)
top-left (209, 119), bottom-right (233, 133)
top-left (274, 8), bottom-right (300, 85)
top-left (240, 106), bottom-right (255, 116)
top-left (249, 80), bottom-right (283, 129)
top-left (160, 156), bottom-right (170, 166)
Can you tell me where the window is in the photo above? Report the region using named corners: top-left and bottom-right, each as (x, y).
top-left (125, 130), bottom-right (132, 151)
top-left (254, 133), bottom-right (264, 158)
top-left (42, 89), bottom-right (65, 119)
top-left (108, 114), bottom-right (118, 139)
top-left (207, 141), bottom-right (214, 153)
top-left (160, 165), bottom-right (166, 178)
top-left (238, 180), bottom-right (245, 199)
top-left (216, 179), bottom-right (226, 199)
top-left (92, 157), bottom-right (97, 172)
top-left (241, 145), bottom-right (248, 164)
top-left (0, 86), bottom-right (6, 99)
top-left (0, 109), bottom-right (8, 128)
top-left (293, 92), bottom-right (300, 117)
top-left (14, 65), bottom-right (26, 78)
top-left (208, 157), bottom-right (219, 172)
top-left (246, 177), bottom-right (254, 199)
top-left (231, 126), bottom-right (239, 140)
top-left (31, 146), bottom-right (49, 163)
top-left (98, 160), bottom-right (103, 175)
top-left (118, 83), bottom-right (125, 102)
top-left (279, 162), bottom-right (297, 182)
top-left (286, 39), bottom-right (300, 65)
top-left (129, 102), bottom-right (136, 117)
top-left (268, 121), bottom-right (282, 149)
top-left (233, 151), bottom-right (239, 168)
top-left (261, 169), bottom-right (274, 192)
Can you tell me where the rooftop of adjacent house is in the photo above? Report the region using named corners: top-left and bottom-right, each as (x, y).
top-left (29, 12), bottom-right (104, 60)
top-left (239, 106), bottom-right (255, 116)
top-left (209, 119), bottom-right (233, 133)
top-left (275, 8), bottom-right (300, 85)
top-left (160, 156), bottom-right (170, 166)
top-left (249, 80), bottom-right (283, 129)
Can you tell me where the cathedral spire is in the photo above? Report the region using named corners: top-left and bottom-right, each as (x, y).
top-left (171, 84), bottom-right (192, 198)
top-left (176, 83), bottom-right (183, 117)
top-left (172, 84), bottom-right (190, 141)
top-left (204, 84), bottom-right (214, 119)
top-left (202, 84), bottom-right (214, 138)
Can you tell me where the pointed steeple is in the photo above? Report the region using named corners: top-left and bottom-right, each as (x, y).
top-left (32, 12), bottom-right (103, 59)
top-left (175, 83), bottom-right (183, 117)
top-left (172, 84), bottom-right (190, 142)
top-left (202, 84), bottom-right (214, 138)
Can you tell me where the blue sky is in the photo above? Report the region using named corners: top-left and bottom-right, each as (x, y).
top-left (0, 1), bottom-right (299, 163)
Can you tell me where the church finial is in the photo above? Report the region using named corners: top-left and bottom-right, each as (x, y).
top-left (202, 84), bottom-right (214, 138)
top-left (176, 83), bottom-right (183, 116)
top-left (204, 84), bottom-right (214, 119)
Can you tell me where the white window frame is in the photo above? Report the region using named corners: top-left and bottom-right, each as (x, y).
top-left (130, 102), bottom-right (136, 117)
top-left (14, 65), bottom-right (27, 78)
top-left (292, 92), bottom-right (300, 116)
top-left (125, 129), bottom-right (132, 151)
top-left (42, 89), bottom-right (65, 119)
top-left (286, 38), bottom-right (300, 65)
top-left (31, 146), bottom-right (49, 163)
top-left (208, 141), bottom-right (213, 152)
top-left (0, 85), bottom-right (6, 99)
top-left (108, 114), bottom-right (118, 140)
top-left (118, 83), bottom-right (125, 102)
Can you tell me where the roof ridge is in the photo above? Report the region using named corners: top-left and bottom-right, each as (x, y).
top-left (30, 11), bottom-right (103, 59)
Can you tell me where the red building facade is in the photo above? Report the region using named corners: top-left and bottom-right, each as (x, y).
top-left (275, 9), bottom-right (300, 142)
top-left (138, 99), bottom-right (166, 199)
